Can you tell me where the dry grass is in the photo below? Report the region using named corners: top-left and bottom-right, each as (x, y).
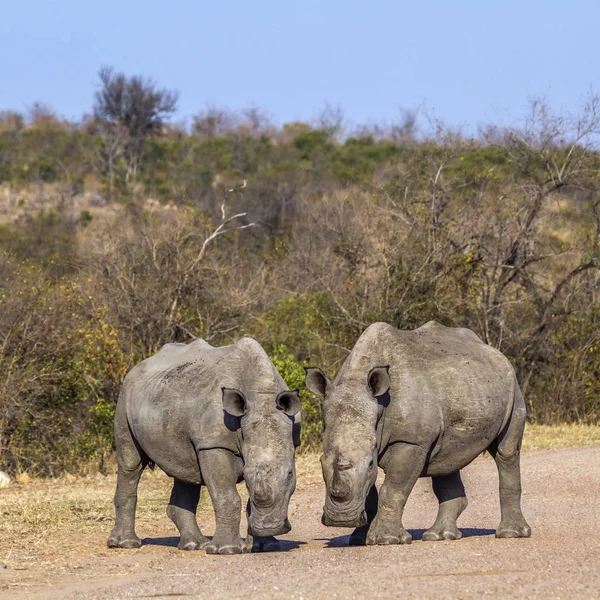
top-left (522, 423), bottom-right (600, 451)
top-left (0, 469), bottom-right (213, 573)
top-left (0, 470), bottom-right (172, 543)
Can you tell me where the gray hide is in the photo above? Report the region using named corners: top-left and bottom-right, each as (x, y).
top-left (306, 321), bottom-right (531, 546)
top-left (108, 337), bottom-right (301, 554)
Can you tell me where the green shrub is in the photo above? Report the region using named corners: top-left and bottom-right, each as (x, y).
top-left (269, 344), bottom-right (322, 450)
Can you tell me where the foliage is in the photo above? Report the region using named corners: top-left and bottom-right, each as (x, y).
top-left (94, 67), bottom-right (178, 139)
top-left (0, 258), bottom-right (133, 475)
top-left (93, 66), bottom-right (178, 194)
top-left (1, 90), bottom-right (600, 475)
top-left (269, 345), bottom-right (322, 450)
top-left (0, 208), bottom-right (78, 272)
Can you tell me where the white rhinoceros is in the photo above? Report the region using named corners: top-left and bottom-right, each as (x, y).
top-left (108, 337), bottom-right (301, 554)
top-left (306, 321), bottom-right (531, 546)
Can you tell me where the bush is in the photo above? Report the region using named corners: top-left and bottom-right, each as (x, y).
top-left (269, 345), bottom-right (322, 450)
top-left (0, 257), bottom-right (132, 475)
top-left (1, 96), bottom-right (599, 477)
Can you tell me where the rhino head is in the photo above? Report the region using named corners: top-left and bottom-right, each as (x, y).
top-left (222, 387), bottom-right (301, 537)
top-left (305, 365), bottom-right (390, 528)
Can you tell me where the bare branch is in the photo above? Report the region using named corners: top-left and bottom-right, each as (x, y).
top-left (174, 323), bottom-right (198, 340)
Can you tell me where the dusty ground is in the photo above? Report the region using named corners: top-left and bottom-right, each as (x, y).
top-left (1, 440), bottom-right (599, 599)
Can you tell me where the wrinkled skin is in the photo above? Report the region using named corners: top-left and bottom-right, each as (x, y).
top-left (307, 321), bottom-right (531, 546)
top-left (107, 338), bottom-right (301, 554)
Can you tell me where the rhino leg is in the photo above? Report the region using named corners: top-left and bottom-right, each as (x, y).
top-left (349, 485), bottom-right (378, 546)
top-left (490, 386), bottom-right (531, 539)
top-left (366, 443), bottom-right (427, 546)
top-left (198, 448), bottom-right (246, 555)
top-left (108, 403), bottom-right (148, 549)
top-left (167, 479), bottom-right (208, 551)
top-left (422, 472), bottom-right (468, 541)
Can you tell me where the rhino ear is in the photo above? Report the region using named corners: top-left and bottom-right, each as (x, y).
top-left (367, 366), bottom-right (390, 397)
top-left (222, 387), bottom-right (247, 417)
top-left (276, 390), bottom-right (302, 417)
top-left (304, 367), bottom-right (330, 396)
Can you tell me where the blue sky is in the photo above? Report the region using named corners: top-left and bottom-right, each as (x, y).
top-left (0, 0), bottom-right (598, 132)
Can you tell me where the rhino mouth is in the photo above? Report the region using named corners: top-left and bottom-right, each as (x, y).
top-left (322, 509), bottom-right (367, 528)
top-left (249, 518), bottom-right (291, 537)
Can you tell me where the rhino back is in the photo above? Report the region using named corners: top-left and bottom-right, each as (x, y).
top-left (346, 322), bottom-right (517, 473)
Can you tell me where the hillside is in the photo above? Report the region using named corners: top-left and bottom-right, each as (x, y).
top-left (1, 97), bottom-right (599, 475)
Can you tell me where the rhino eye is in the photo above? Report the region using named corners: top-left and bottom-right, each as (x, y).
top-left (287, 470), bottom-right (293, 480)
top-left (368, 459), bottom-right (374, 470)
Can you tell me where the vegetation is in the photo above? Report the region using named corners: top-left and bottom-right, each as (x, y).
top-left (0, 70), bottom-right (599, 475)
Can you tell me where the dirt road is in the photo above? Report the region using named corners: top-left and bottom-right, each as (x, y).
top-left (1, 446), bottom-right (599, 599)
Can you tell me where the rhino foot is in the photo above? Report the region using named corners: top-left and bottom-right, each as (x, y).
top-left (204, 534), bottom-right (246, 555)
top-left (496, 519), bottom-right (531, 539)
top-left (422, 523), bottom-right (462, 541)
top-left (107, 532), bottom-right (142, 549)
top-left (248, 536), bottom-right (280, 552)
top-left (178, 533), bottom-right (210, 551)
top-left (366, 523), bottom-right (412, 546)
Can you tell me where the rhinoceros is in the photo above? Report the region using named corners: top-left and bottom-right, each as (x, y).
top-left (305, 321), bottom-right (531, 546)
top-left (107, 337), bottom-right (301, 554)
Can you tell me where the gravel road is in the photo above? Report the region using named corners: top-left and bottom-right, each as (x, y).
top-left (2, 446), bottom-right (599, 599)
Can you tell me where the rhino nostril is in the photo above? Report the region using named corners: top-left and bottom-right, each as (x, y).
top-left (253, 497), bottom-right (273, 508)
top-left (330, 486), bottom-right (351, 501)
top-left (336, 462), bottom-right (353, 471)
top-left (331, 494), bottom-right (347, 502)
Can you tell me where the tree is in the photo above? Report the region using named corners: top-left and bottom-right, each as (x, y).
top-left (166, 180), bottom-right (256, 333)
top-left (389, 107), bottom-right (419, 144)
top-left (478, 95), bottom-right (600, 395)
top-left (315, 102), bottom-right (345, 142)
top-left (0, 110), bottom-right (24, 133)
top-left (192, 106), bottom-right (237, 139)
top-left (27, 103), bottom-right (65, 131)
top-left (93, 66), bottom-right (178, 189)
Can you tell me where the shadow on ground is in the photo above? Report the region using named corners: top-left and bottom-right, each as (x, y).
top-left (142, 536), bottom-right (305, 552)
top-left (409, 528), bottom-right (495, 539)
top-left (321, 528), bottom-right (495, 548)
top-left (142, 536), bottom-right (180, 547)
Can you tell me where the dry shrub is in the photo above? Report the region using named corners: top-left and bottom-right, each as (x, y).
top-left (1, 98), bottom-right (600, 476)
